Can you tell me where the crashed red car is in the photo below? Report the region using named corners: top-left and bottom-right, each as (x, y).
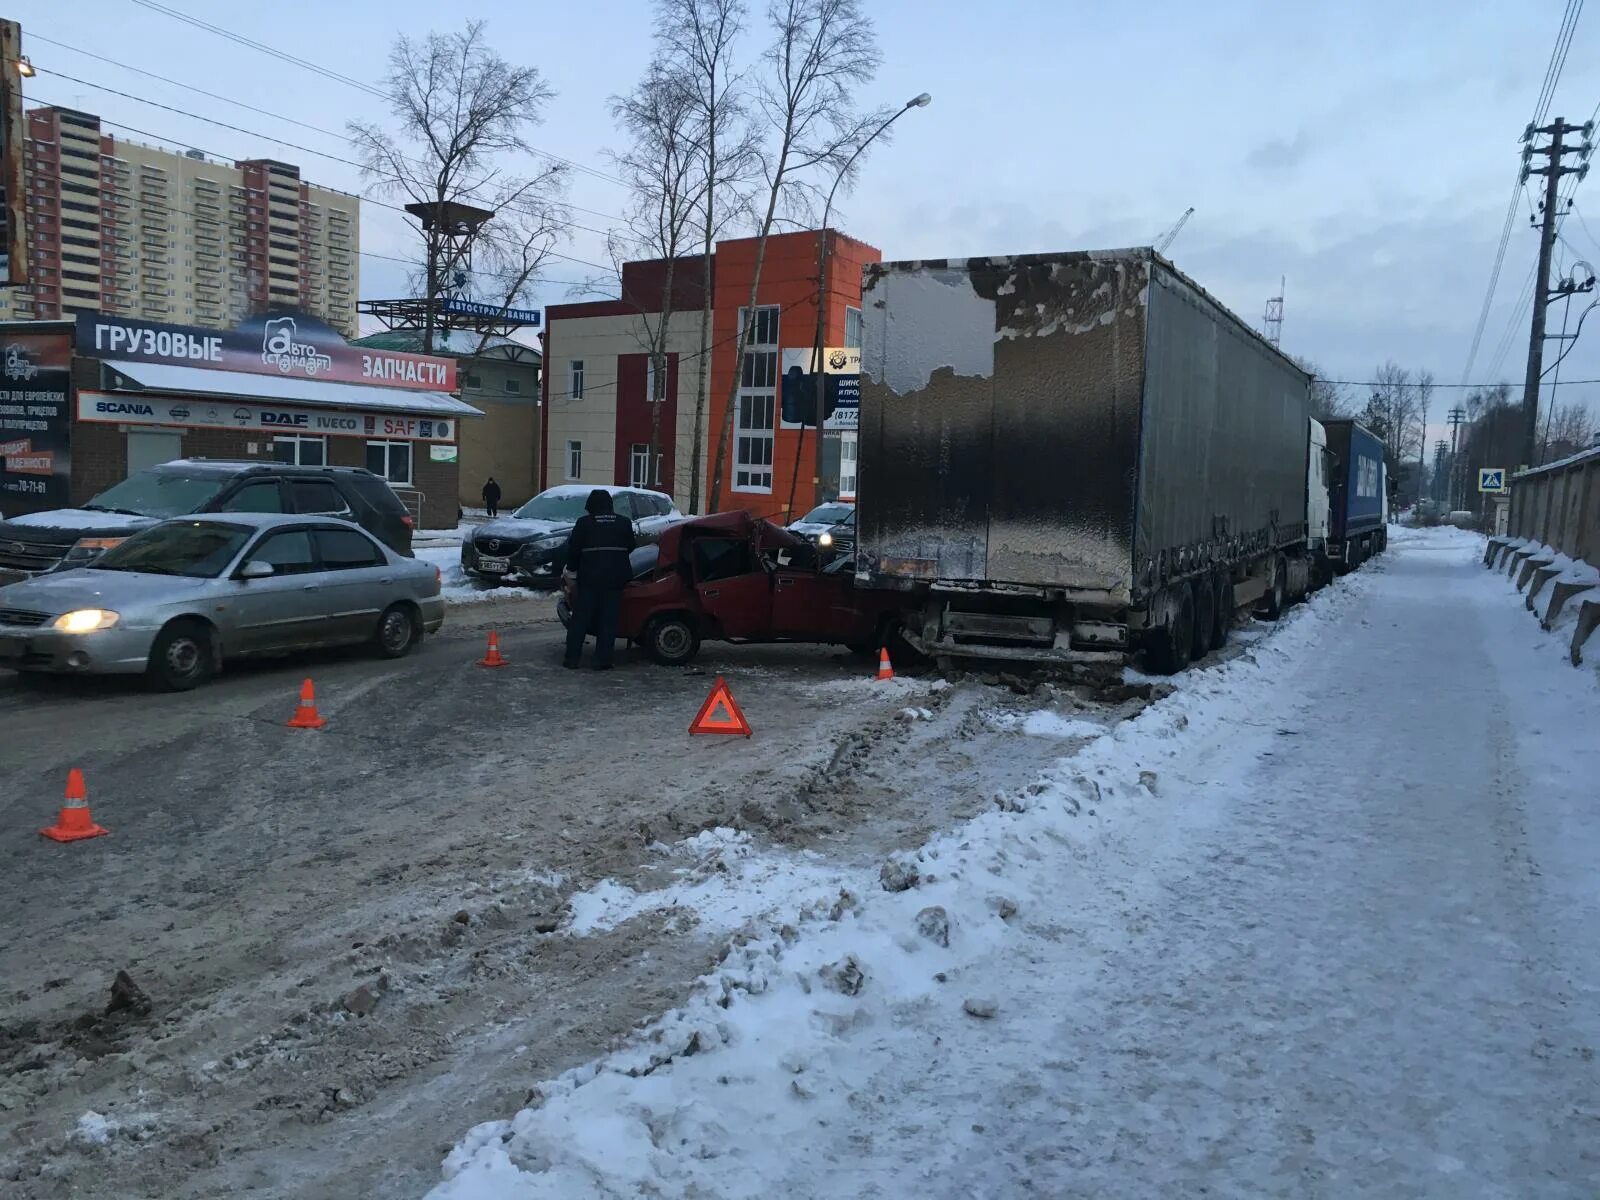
top-left (557, 510), bottom-right (906, 665)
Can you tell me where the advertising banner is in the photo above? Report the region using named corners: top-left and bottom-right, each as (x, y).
top-left (74, 311), bottom-right (458, 393)
top-left (0, 331), bottom-right (71, 513)
top-left (779, 346), bottom-right (860, 431)
top-left (77, 391), bottom-right (457, 443)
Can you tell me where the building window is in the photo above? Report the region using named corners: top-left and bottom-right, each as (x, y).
top-left (646, 356), bottom-right (666, 403)
top-left (272, 434), bottom-right (326, 466)
top-left (569, 359), bottom-right (584, 400)
top-left (503, 377), bottom-right (521, 394)
top-left (734, 305), bottom-right (779, 493)
top-left (565, 440), bottom-right (582, 481)
top-left (365, 439), bottom-right (412, 486)
top-left (839, 430), bottom-right (859, 496)
top-left (463, 371), bottom-right (481, 389)
top-left (629, 443), bottom-right (663, 487)
top-left (844, 305), bottom-right (862, 350)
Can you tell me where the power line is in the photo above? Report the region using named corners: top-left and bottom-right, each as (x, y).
top-left (124, 0), bottom-right (632, 189)
top-left (24, 89), bottom-right (621, 278)
top-left (1460, 0), bottom-right (1586, 382)
top-left (1316, 376), bottom-right (1600, 388)
top-left (27, 34), bottom-right (633, 227)
top-left (35, 65), bottom-right (625, 242)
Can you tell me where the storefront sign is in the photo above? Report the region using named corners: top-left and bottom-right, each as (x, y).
top-left (780, 346), bottom-right (860, 430)
top-left (439, 297), bottom-right (541, 328)
top-left (0, 332), bottom-right (71, 512)
top-left (77, 391), bottom-right (456, 443)
top-left (428, 444), bottom-right (459, 463)
top-left (74, 311), bottom-right (458, 393)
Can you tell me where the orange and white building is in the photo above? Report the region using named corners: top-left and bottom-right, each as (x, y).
top-left (541, 227), bottom-right (880, 517)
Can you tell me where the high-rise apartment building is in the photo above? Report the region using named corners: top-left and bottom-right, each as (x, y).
top-left (0, 106), bottom-right (359, 334)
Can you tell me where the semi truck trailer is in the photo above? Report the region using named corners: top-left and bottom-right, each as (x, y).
top-left (1321, 418), bottom-right (1388, 572)
top-left (856, 248), bottom-right (1337, 674)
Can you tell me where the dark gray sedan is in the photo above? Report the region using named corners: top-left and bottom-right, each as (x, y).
top-left (0, 513), bottom-right (444, 690)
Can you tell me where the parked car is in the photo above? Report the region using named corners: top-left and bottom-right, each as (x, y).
top-left (0, 459), bottom-right (416, 584)
top-left (0, 513), bottom-right (443, 690)
top-left (817, 507), bottom-right (857, 558)
top-left (787, 501), bottom-right (855, 540)
top-left (556, 510), bottom-right (907, 665)
top-left (461, 484), bottom-right (682, 587)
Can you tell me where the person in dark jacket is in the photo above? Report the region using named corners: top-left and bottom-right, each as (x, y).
top-left (481, 476), bottom-right (502, 518)
top-left (562, 488), bottom-right (636, 670)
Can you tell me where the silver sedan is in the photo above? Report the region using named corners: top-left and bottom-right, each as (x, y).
top-left (0, 512), bottom-right (444, 690)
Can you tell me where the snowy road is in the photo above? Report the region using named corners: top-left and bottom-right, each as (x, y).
top-left (435, 529), bottom-right (1600, 1199)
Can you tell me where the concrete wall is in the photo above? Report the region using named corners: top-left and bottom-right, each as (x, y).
top-left (1508, 446), bottom-right (1600, 565)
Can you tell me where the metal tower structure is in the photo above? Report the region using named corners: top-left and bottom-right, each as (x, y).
top-left (1263, 276), bottom-right (1284, 347)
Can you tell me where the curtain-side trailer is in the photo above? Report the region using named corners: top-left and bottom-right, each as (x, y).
top-left (856, 248), bottom-right (1329, 673)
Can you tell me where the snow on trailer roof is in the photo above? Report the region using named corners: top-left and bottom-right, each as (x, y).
top-left (862, 247), bottom-right (1310, 381)
top-left (100, 360), bottom-right (484, 418)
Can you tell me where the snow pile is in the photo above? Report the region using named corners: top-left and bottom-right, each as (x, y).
top-left (427, 568), bottom-right (1374, 1199)
top-left (566, 830), bottom-right (850, 939)
top-left (415, 545), bottom-right (544, 607)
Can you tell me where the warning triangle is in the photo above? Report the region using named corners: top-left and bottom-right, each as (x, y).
top-left (689, 676), bottom-right (753, 737)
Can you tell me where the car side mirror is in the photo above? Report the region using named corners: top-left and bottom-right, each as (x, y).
top-left (239, 560), bottom-right (275, 580)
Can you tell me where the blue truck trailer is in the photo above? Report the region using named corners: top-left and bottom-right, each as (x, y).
top-left (1320, 419), bottom-right (1387, 573)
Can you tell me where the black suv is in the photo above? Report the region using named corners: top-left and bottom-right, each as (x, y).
top-left (0, 460), bottom-right (415, 582)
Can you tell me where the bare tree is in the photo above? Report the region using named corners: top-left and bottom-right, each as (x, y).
top-left (348, 21), bottom-right (568, 353)
top-left (1359, 360), bottom-right (1427, 475)
top-left (610, 63), bottom-right (708, 493)
top-left (1290, 355), bottom-right (1350, 421)
top-left (657, 0), bottom-right (755, 514)
top-left (706, 0), bottom-right (885, 513)
top-left (1540, 399), bottom-right (1596, 462)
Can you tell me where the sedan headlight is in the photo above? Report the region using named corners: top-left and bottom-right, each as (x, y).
top-left (61, 537), bottom-right (127, 564)
top-left (530, 534), bottom-right (567, 549)
top-left (54, 608), bottom-right (120, 633)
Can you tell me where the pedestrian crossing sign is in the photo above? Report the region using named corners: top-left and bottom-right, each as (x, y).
top-left (1478, 468), bottom-right (1507, 493)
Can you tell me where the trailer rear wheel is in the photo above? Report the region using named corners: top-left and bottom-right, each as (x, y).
top-left (1190, 578), bottom-right (1215, 661)
top-left (1146, 587), bottom-right (1194, 675)
top-left (1259, 555), bottom-right (1289, 620)
top-left (1212, 574), bottom-right (1234, 648)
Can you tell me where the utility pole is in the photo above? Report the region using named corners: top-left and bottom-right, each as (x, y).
top-left (1432, 439), bottom-right (1448, 503)
top-left (1518, 117), bottom-right (1592, 471)
top-left (1447, 405), bottom-right (1466, 511)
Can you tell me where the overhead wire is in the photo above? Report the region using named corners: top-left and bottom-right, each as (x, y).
top-left (124, 0), bottom-right (632, 189)
top-left (1459, 0), bottom-right (1585, 383)
top-left (22, 89), bottom-right (622, 278)
top-left (27, 35), bottom-right (632, 227)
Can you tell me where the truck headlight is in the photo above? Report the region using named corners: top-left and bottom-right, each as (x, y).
top-left (54, 608), bottom-right (120, 633)
top-left (819, 531), bottom-right (834, 548)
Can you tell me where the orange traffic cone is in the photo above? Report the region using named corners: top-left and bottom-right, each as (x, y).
top-left (876, 646), bottom-right (894, 681)
top-left (478, 630), bottom-right (508, 668)
top-left (41, 768), bottom-right (108, 843)
top-left (286, 678), bottom-right (326, 729)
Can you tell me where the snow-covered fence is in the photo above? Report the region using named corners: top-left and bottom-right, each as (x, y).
top-left (1507, 444), bottom-right (1600, 566)
top-left (1484, 449), bottom-right (1600, 665)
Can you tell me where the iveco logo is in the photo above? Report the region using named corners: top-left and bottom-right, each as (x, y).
top-left (168, 406), bottom-right (191, 420)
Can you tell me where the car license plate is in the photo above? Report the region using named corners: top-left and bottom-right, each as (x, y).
top-left (0, 635), bottom-right (24, 660)
top-left (478, 557), bottom-right (510, 573)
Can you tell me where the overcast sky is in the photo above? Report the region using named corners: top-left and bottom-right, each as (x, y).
top-left (17, 0), bottom-right (1600, 431)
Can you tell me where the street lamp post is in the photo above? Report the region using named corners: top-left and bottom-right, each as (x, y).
top-left (786, 92), bottom-right (930, 518)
